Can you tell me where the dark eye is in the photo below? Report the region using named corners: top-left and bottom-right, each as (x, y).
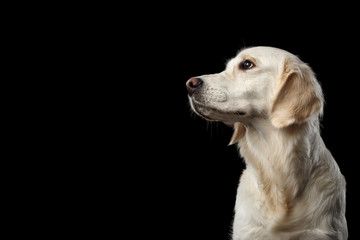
top-left (239, 60), bottom-right (255, 70)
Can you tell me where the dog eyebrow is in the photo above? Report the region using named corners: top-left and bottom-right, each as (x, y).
top-left (241, 55), bottom-right (257, 65)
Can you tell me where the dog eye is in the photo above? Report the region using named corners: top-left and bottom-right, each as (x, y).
top-left (239, 60), bottom-right (255, 70)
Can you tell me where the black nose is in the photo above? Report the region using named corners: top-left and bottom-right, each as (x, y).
top-left (186, 77), bottom-right (203, 95)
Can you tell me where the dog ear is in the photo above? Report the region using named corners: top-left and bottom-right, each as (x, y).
top-left (229, 122), bottom-right (246, 145)
top-left (270, 58), bottom-right (324, 128)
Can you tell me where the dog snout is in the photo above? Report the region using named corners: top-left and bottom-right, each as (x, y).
top-left (186, 77), bottom-right (203, 95)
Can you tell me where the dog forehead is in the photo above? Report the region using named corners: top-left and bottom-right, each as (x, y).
top-left (225, 46), bottom-right (296, 75)
top-left (236, 46), bottom-right (292, 61)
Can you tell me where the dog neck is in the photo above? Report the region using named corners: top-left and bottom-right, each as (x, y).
top-left (238, 117), bottom-right (322, 213)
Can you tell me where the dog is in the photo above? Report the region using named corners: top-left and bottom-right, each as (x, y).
top-left (186, 46), bottom-right (347, 240)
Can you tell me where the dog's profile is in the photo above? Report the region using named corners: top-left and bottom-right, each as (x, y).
top-left (186, 46), bottom-right (347, 240)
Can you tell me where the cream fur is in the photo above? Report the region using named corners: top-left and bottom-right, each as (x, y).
top-left (187, 47), bottom-right (347, 240)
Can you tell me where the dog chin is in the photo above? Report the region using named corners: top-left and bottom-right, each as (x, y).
top-left (190, 99), bottom-right (246, 123)
top-left (190, 102), bottom-right (217, 121)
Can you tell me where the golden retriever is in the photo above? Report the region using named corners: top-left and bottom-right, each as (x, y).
top-left (186, 46), bottom-right (347, 240)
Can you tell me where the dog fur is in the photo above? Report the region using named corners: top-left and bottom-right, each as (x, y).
top-left (186, 46), bottom-right (347, 240)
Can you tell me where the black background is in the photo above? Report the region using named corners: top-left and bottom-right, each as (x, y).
top-left (69, 6), bottom-right (360, 240)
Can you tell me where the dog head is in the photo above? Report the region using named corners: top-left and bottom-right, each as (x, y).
top-left (186, 46), bottom-right (324, 144)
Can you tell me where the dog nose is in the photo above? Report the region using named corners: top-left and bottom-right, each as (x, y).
top-left (186, 77), bottom-right (203, 95)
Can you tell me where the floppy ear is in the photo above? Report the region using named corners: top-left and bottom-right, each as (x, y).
top-left (229, 122), bottom-right (246, 145)
top-left (270, 58), bottom-right (324, 128)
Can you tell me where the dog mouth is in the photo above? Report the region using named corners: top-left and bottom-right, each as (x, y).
top-left (189, 98), bottom-right (246, 122)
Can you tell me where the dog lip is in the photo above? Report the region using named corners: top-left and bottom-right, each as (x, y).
top-left (236, 111), bottom-right (246, 116)
top-left (190, 98), bottom-right (247, 118)
top-left (190, 100), bottom-right (216, 121)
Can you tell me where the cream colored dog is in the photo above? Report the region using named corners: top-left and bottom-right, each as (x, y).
top-left (186, 46), bottom-right (347, 240)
